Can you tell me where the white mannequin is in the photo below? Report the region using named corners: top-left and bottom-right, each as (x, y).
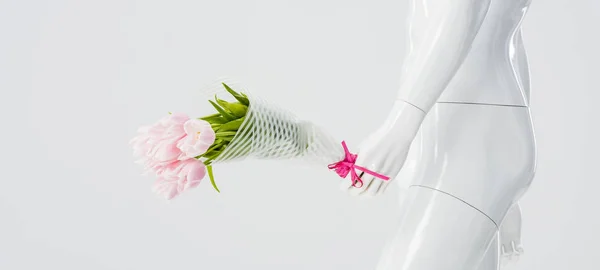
top-left (340, 0), bottom-right (535, 269)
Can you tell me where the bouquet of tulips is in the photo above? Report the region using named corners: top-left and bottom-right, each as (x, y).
top-left (130, 82), bottom-right (389, 199)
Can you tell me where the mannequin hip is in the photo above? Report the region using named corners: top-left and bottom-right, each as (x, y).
top-left (406, 102), bottom-right (536, 224)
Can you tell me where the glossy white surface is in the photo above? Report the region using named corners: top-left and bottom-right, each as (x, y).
top-left (410, 103), bottom-right (536, 224)
top-left (438, 0), bottom-right (533, 106)
top-left (396, 0), bottom-right (533, 109)
top-left (395, 0), bottom-right (491, 111)
top-left (374, 187), bottom-right (498, 270)
top-left (341, 100), bottom-right (424, 196)
top-left (345, 102), bottom-right (536, 270)
top-left (380, 175), bottom-right (524, 270)
top-left (394, 141), bottom-right (526, 268)
top-left (343, 0), bottom-right (537, 269)
top-left (499, 205), bottom-right (524, 264)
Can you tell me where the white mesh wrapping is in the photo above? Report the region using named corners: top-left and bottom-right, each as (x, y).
top-left (200, 80), bottom-right (345, 167)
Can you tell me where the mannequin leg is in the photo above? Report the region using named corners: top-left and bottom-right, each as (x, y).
top-left (377, 191), bottom-right (515, 270)
top-left (375, 186), bottom-right (498, 270)
top-left (478, 234), bottom-right (500, 270)
top-left (371, 103), bottom-right (532, 270)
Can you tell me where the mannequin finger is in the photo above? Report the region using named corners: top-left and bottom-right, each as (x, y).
top-left (348, 147), bottom-right (382, 196)
top-left (500, 245), bottom-right (508, 257)
top-left (376, 180), bottom-right (391, 195)
top-left (357, 176), bottom-right (377, 197)
top-left (364, 162), bottom-right (391, 196)
top-left (512, 241), bottom-right (523, 255)
top-left (347, 179), bottom-right (370, 196)
top-left (347, 173), bottom-right (371, 196)
top-left (379, 168), bottom-right (396, 195)
top-left (339, 170), bottom-right (364, 191)
top-left (358, 163), bottom-right (383, 196)
top-left (364, 179), bottom-right (384, 197)
top-left (515, 244), bottom-right (524, 255)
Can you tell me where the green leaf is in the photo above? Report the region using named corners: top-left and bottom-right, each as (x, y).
top-left (200, 113), bottom-right (221, 121)
top-left (214, 95), bottom-right (234, 114)
top-left (215, 96), bottom-right (247, 118)
top-left (199, 142), bottom-right (222, 158)
top-left (215, 97), bottom-right (230, 108)
top-left (221, 82), bottom-right (240, 95)
top-left (219, 135), bottom-right (235, 142)
top-left (214, 138), bottom-right (225, 144)
top-left (209, 100), bottom-right (236, 121)
top-left (200, 141), bottom-right (226, 158)
top-left (206, 165), bottom-right (220, 193)
top-left (206, 117), bottom-right (230, 125)
top-left (233, 95), bottom-right (250, 107)
top-left (200, 113), bottom-right (220, 118)
top-left (202, 141), bottom-right (226, 157)
top-left (222, 83), bottom-right (250, 106)
top-left (216, 131), bottom-right (237, 137)
top-left (203, 158), bottom-right (214, 166)
top-left (202, 149), bottom-right (223, 160)
top-left (203, 115), bottom-right (228, 125)
top-left (217, 117), bottom-right (245, 132)
top-left (226, 103), bottom-right (248, 117)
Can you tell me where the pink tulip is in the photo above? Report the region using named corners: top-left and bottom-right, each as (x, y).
top-left (177, 119), bottom-right (216, 158)
top-left (152, 159), bottom-right (207, 200)
top-left (132, 113), bottom-right (216, 198)
top-left (130, 113), bottom-right (190, 174)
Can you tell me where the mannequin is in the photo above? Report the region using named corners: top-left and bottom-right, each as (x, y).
top-left (340, 0), bottom-right (535, 269)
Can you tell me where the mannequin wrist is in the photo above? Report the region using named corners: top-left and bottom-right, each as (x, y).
top-left (379, 99), bottom-right (426, 141)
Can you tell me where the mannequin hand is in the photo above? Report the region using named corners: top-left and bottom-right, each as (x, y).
top-left (340, 100), bottom-right (425, 197)
top-left (340, 127), bottom-right (412, 196)
top-left (499, 203), bottom-right (524, 265)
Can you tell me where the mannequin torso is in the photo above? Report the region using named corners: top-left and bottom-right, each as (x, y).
top-left (339, 0), bottom-right (536, 269)
top-left (438, 0), bottom-right (532, 106)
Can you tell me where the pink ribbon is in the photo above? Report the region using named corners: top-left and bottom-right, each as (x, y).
top-left (327, 141), bottom-right (390, 188)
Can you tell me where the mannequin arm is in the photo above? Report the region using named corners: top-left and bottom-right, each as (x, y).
top-left (343, 0), bottom-right (492, 195)
top-left (396, 0), bottom-right (491, 112)
top-left (513, 29), bottom-right (531, 103)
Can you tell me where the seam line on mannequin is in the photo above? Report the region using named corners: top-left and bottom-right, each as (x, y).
top-left (396, 98), bottom-right (426, 114)
top-left (436, 101), bottom-right (527, 108)
top-left (410, 185), bottom-right (499, 229)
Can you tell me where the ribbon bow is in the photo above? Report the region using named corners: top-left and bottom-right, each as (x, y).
top-left (327, 141), bottom-right (390, 188)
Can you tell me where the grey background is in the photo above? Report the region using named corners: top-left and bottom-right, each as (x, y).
top-left (1, 0), bottom-right (599, 269)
